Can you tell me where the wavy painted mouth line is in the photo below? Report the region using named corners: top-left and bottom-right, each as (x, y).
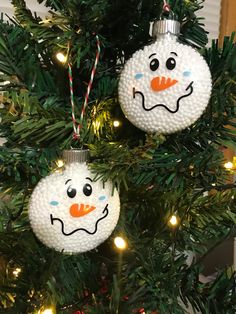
top-left (133, 81), bottom-right (194, 114)
top-left (50, 205), bottom-right (109, 236)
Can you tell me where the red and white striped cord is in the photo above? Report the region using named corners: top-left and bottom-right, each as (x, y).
top-left (68, 35), bottom-right (101, 140)
top-left (78, 35), bottom-right (101, 136)
top-left (163, 0), bottom-right (170, 12)
top-left (68, 62), bottom-right (77, 137)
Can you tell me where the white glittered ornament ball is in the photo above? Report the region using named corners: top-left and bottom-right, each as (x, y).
top-left (29, 150), bottom-right (120, 254)
top-left (118, 20), bottom-right (212, 134)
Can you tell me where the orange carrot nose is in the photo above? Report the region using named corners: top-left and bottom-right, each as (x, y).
top-left (70, 203), bottom-right (96, 218)
top-left (151, 76), bottom-right (178, 92)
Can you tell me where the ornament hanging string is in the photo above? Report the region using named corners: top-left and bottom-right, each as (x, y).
top-left (163, 0), bottom-right (170, 12)
top-left (68, 60), bottom-right (77, 137)
top-left (68, 34), bottom-right (101, 140)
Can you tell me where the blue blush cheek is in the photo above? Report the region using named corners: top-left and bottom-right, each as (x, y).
top-left (50, 200), bottom-right (59, 206)
top-left (98, 195), bottom-right (106, 201)
top-left (183, 71), bottom-right (191, 77)
top-left (135, 73), bottom-right (144, 80)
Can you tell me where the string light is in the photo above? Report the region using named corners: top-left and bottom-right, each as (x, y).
top-left (224, 157), bottom-right (236, 171)
top-left (56, 52), bottom-right (67, 63)
top-left (42, 310), bottom-right (53, 314)
top-left (224, 161), bottom-right (233, 170)
top-left (113, 120), bottom-right (120, 127)
top-left (168, 214), bottom-right (179, 227)
top-left (12, 267), bottom-right (22, 278)
top-left (38, 308), bottom-right (53, 314)
top-left (114, 236), bottom-right (127, 250)
top-left (56, 159), bottom-right (64, 168)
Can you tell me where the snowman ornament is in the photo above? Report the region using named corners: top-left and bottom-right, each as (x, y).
top-left (118, 19), bottom-right (212, 134)
top-left (29, 150), bottom-right (120, 254)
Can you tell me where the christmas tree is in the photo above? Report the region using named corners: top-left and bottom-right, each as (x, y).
top-left (0, 0), bottom-right (236, 313)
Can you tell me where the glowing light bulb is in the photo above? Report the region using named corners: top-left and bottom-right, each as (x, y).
top-left (113, 120), bottom-right (120, 127)
top-left (169, 214), bottom-right (179, 227)
top-left (224, 161), bottom-right (233, 170)
top-left (114, 236), bottom-right (127, 250)
top-left (13, 267), bottom-right (22, 277)
top-left (56, 52), bottom-right (67, 63)
top-left (56, 159), bottom-right (64, 168)
top-left (39, 309), bottom-right (53, 314)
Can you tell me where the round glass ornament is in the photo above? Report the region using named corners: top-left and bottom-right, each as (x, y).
top-left (118, 19), bottom-right (212, 134)
top-left (29, 150), bottom-right (120, 253)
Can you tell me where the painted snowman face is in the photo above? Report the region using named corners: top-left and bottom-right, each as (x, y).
top-left (29, 163), bottom-right (120, 253)
top-left (118, 36), bottom-right (212, 134)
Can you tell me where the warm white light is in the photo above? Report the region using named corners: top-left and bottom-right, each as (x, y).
top-left (13, 267), bottom-right (21, 277)
top-left (114, 236), bottom-right (127, 250)
top-left (113, 120), bottom-right (120, 127)
top-left (56, 159), bottom-right (64, 168)
top-left (56, 52), bottom-right (67, 63)
top-left (224, 161), bottom-right (233, 170)
top-left (169, 215), bottom-right (178, 226)
top-left (39, 309), bottom-right (53, 314)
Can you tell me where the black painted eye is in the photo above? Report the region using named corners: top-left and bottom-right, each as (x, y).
top-left (83, 183), bottom-right (92, 196)
top-left (166, 57), bottom-right (176, 70)
top-left (67, 186), bottom-right (77, 198)
top-left (150, 58), bottom-right (159, 71)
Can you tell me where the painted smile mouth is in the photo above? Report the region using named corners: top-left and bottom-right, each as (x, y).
top-left (50, 205), bottom-right (109, 236)
top-left (133, 81), bottom-right (194, 113)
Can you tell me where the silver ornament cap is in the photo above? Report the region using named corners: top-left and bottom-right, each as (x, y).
top-left (63, 149), bottom-right (90, 164)
top-left (152, 19), bottom-right (180, 38)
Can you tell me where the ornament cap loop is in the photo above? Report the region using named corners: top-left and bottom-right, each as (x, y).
top-left (152, 19), bottom-right (180, 37)
top-left (63, 149), bottom-right (90, 164)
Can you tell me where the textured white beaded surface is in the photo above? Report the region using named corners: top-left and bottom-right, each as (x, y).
top-left (118, 36), bottom-right (212, 134)
top-left (29, 163), bottom-right (120, 254)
